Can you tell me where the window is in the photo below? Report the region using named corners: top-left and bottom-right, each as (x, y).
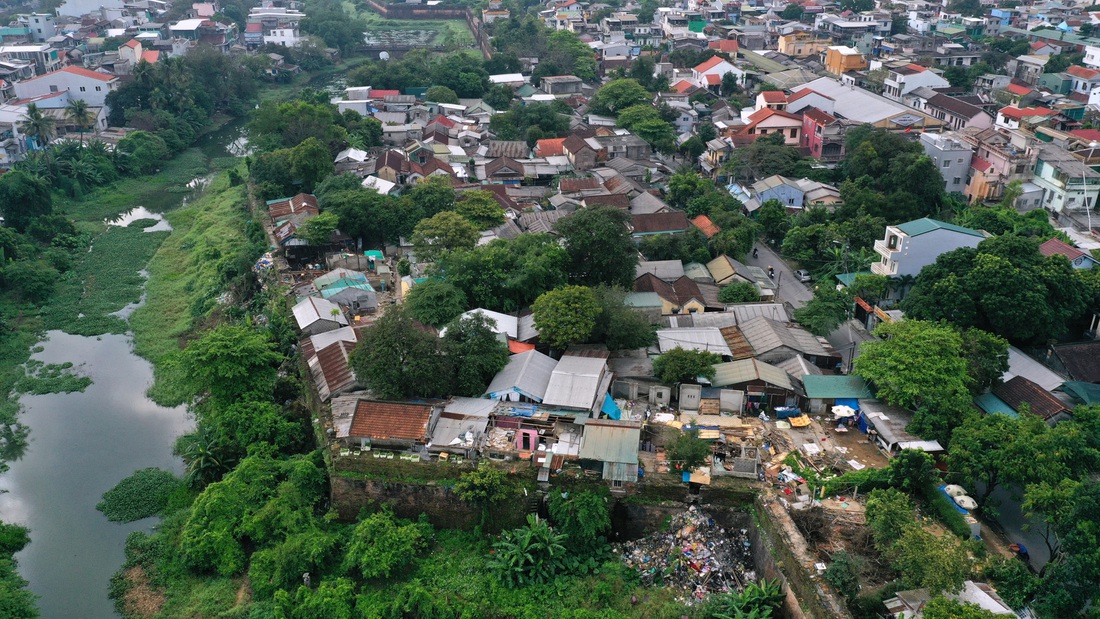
top-left (49, 85), bottom-right (57, 92)
top-left (95, 86), bottom-right (101, 91)
top-left (789, 128), bottom-right (797, 138)
top-left (79, 86), bottom-right (85, 92)
top-left (943, 160), bottom-right (951, 168)
top-left (612, 480), bottom-right (623, 488)
top-left (953, 177), bottom-right (961, 185)
top-left (956, 158), bottom-right (963, 163)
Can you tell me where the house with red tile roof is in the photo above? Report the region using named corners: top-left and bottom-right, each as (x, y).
top-left (707, 39), bottom-right (739, 53)
top-left (801, 107), bottom-right (844, 162)
top-left (340, 400), bottom-right (440, 448)
top-left (1039, 237), bottom-right (1098, 269)
top-left (1066, 65), bottom-right (1100, 104)
top-left (691, 56), bottom-right (744, 90)
top-left (691, 215), bottom-right (721, 238)
top-left (755, 90), bottom-right (787, 111)
top-left (535, 137), bottom-right (567, 157)
top-left (995, 106), bottom-right (1056, 131)
top-left (738, 108), bottom-right (802, 145)
top-left (12, 65), bottom-right (119, 107)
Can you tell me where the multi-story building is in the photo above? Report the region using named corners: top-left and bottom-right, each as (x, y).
top-left (801, 108), bottom-right (846, 162)
top-left (1032, 142), bottom-right (1100, 214)
top-left (823, 46), bottom-right (868, 76)
top-left (814, 12), bottom-right (891, 41)
top-left (872, 218), bottom-right (988, 278)
top-left (882, 63), bottom-right (950, 101)
top-left (958, 127), bottom-right (1036, 204)
top-left (777, 32), bottom-right (831, 57)
top-left (12, 66), bottom-right (119, 108)
top-left (25, 13), bottom-right (56, 43)
top-left (0, 44), bottom-right (61, 75)
top-left (920, 132), bottom-right (974, 195)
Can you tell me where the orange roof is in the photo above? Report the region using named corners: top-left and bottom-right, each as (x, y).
top-left (350, 401), bottom-right (434, 442)
top-left (787, 88), bottom-right (832, 103)
top-left (760, 91), bottom-right (787, 103)
top-left (672, 79), bottom-right (696, 93)
top-left (141, 50), bottom-right (159, 63)
top-left (999, 106), bottom-right (1054, 120)
top-left (535, 137), bottom-right (567, 157)
top-left (904, 62), bottom-right (927, 72)
top-left (22, 65), bottom-right (117, 83)
top-left (708, 40), bottom-right (739, 53)
top-left (970, 156), bottom-right (994, 174)
top-left (691, 215), bottom-right (721, 238)
top-left (741, 107), bottom-right (802, 134)
top-left (1039, 237), bottom-right (1086, 261)
top-left (508, 340), bottom-right (536, 353)
top-left (706, 73), bottom-right (721, 85)
top-left (369, 89), bottom-right (400, 98)
top-left (121, 39), bottom-right (140, 49)
top-left (1068, 65), bottom-right (1100, 80)
top-left (694, 55), bottom-right (728, 73)
top-left (1006, 83), bottom-right (1032, 96)
top-left (1071, 129), bottom-right (1100, 141)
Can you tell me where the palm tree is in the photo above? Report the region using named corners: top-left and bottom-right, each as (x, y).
top-left (20, 102), bottom-right (55, 151)
top-left (65, 99), bottom-right (93, 145)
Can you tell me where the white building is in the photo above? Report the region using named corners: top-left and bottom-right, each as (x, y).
top-left (920, 132), bottom-right (973, 195)
top-left (27, 13), bottom-right (57, 43)
top-left (0, 44), bottom-right (62, 75)
top-left (1032, 143), bottom-right (1100, 214)
top-left (882, 63), bottom-right (950, 101)
top-left (872, 218), bottom-right (988, 278)
top-left (13, 66), bottom-right (119, 108)
top-left (264, 27), bottom-right (303, 47)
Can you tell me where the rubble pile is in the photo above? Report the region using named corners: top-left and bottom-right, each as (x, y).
top-left (617, 506), bottom-right (757, 601)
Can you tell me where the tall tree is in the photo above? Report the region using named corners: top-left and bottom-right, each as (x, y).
top-left (65, 99), bottom-right (93, 144)
top-left (349, 307), bottom-right (445, 400)
top-left (0, 170), bottom-right (52, 232)
top-left (441, 313), bottom-right (509, 397)
top-left (411, 211), bottom-right (479, 262)
top-left (178, 325), bottom-right (282, 405)
top-left (555, 207), bottom-right (638, 288)
top-left (405, 280), bottom-right (467, 327)
top-left (652, 348), bottom-right (720, 384)
top-left (20, 102), bottom-right (55, 150)
top-left (532, 285), bottom-right (603, 350)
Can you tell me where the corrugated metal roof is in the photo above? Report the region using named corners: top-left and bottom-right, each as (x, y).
top-left (739, 316), bottom-right (828, 358)
top-left (711, 358), bottom-right (794, 391)
top-left (543, 354), bottom-right (609, 411)
top-left (314, 268), bottom-right (368, 289)
top-left (484, 350), bottom-right (558, 402)
top-left (292, 297), bottom-right (347, 330)
top-left (657, 328), bottom-right (733, 357)
top-left (636, 260), bottom-right (686, 281)
top-left (443, 397), bottom-right (496, 417)
top-left (579, 419), bottom-right (641, 463)
top-left (802, 375), bottom-right (873, 399)
top-left (309, 340), bottom-right (358, 402)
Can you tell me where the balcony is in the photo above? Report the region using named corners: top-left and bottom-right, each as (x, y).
top-left (871, 259), bottom-right (897, 276)
top-left (874, 238), bottom-right (899, 257)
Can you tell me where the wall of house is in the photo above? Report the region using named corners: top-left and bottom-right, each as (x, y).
top-left (897, 229), bottom-right (984, 277)
top-left (760, 184), bottom-right (804, 207)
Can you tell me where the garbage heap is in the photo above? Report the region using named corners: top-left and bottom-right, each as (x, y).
top-left (616, 506), bottom-right (757, 602)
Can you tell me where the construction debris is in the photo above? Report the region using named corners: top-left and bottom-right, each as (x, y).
top-left (616, 506), bottom-right (757, 602)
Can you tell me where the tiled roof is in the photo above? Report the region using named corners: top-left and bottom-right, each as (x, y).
top-left (706, 74), bottom-right (721, 86)
top-left (760, 90), bottom-right (787, 103)
top-left (631, 211), bottom-right (689, 234)
top-left (672, 79), bottom-right (696, 94)
top-left (1067, 65), bottom-right (1100, 80)
top-left (560, 176), bottom-right (601, 192)
top-left (708, 39), bottom-right (739, 53)
top-left (802, 107), bottom-right (836, 125)
top-left (584, 194), bottom-right (630, 209)
top-left (1006, 83), bottom-right (1033, 96)
top-left (787, 88), bottom-right (832, 103)
top-left (998, 106), bottom-right (1054, 120)
top-left (926, 93), bottom-right (984, 120)
top-left (23, 65), bottom-right (117, 83)
top-left (563, 134), bottom-right (594, 154)
top-left (1039, 237), bottom-right (1086, 261)
top-left (694, 56), bottom-right (728, 73)
top-left (141, 50), bottom-right (159, 63)
top-left (1052, 341), bottom-right (1100, 382)
top-left (691, 214), bottom-right (721, 238)
top-left (350, 401), bottom-right (434, 441)
top-left (970, 156), bottom-right (994, 174)
top-left (992, 376), bottom-right (1070, 421)
top-left (535, 137), bottom-right (567, 157)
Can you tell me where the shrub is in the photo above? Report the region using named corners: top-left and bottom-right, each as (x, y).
top-left (487, 515), bottom-right (568, 588)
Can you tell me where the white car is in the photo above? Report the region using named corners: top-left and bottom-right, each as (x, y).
top-left (794, 269), bottom-right (812, 283)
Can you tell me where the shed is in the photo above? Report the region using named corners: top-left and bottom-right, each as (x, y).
top-left (802, 375), bottom-right (874, 414)
top-left (308, 340), bottom-right (358, 402)
top-left (314, 268), bottom-right (368, 289)
top-left (739, 316), bottom-right (837, 366)
top-left (859, 399), bottom-right (944, 455)
top-left (429, 397), bottom-right (494, 454)
top-left (711, 358), bottom-right (800, 410)
top-left (579, 418), bottom-right (642, 485)
top-left (543, 350), bottom-right (613, 413)
top-left (484, 350), bottom-right (558, 402)
top-left (656, 327), bottom-right (734, 358)
top-left (292, 297), bottom-right (348, 335)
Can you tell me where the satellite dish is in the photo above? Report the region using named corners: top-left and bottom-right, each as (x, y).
top-left (379, 51), bottom-right (390, 61)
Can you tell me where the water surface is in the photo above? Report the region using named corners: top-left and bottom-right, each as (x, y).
top-left (0, 331), bottom-right (192, 619)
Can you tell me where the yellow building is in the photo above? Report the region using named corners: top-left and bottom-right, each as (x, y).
top-left (823, 46), bottom-right (868, 76)
top-left (778, 32), bottom-right (832, 58)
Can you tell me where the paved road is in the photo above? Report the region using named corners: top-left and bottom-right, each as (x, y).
top-left (748, 241), bottom-right (875, 369)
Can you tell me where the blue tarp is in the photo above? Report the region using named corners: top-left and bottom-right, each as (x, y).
top-left (602, 393), bottom-right (621, 420)
top-left (939, 485), bottom-right (970, 514)
top-left (775, 406), bottom-right (801, 419)
top-left (836, 398), bottom-right (861, 411)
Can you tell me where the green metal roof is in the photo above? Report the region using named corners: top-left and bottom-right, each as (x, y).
top-left (975, 392), bottom-right (1017, 417)
top-left (711, 358), bottom-right (793, 390)
top-left (624, 291), bottom-right (662, 307)
top-left (836, 271), bottom-right (873, 287)
top-left (1061, 381), bottom-right (1100, 405)
top-left (896, 217), bottom-right (985, 238)
top-left (802, 375), bottom-right (873, 399)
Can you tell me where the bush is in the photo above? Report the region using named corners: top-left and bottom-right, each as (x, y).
top-left (97, 468), bottom-right (182, 522)
top-left (487, 515), bottom-right (568, 588)
top-left (922, 483), bottom-right (972, 539)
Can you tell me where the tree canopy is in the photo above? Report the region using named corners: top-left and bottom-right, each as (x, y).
top-left (652, 348), bottom-right (721, 384)
top-left (555, 207), bottom-right (638, 288)
top-left (532, 285), bottom-right (603, 350)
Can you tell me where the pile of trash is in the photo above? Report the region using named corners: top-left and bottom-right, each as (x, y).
top-left (616, 506), bottom-right (757, 602)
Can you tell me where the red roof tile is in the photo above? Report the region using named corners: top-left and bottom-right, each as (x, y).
top-left (970, 156), bottom-right (994, 174)
top-left (760, 91), bottom-right (787, 103)
top-left (1006, 83), bottom-right (1032, 96)
top-left (672, 79), bottom-right (696, 94)
top-left (268, 193), bottom-right (319, 220)
top-left (1067, 65), bottom-right (1100, 80)
top-left (802, 107), bottom-right (835, 125)
top-left (787, 88), bottom-right (833, 103)
top-left (121, 39), bottom-right (140, 48)
top-left (705, 74), bottom-right (721, 85)
top-left (691, 214), bottom-right (721, 238)
top-left (631, 211), bottom-right (689, 234)
top-left (535, 137), bottom-right (567, 157)
top-left (694, 56), bottom-right (728, 73)
top-left (998, 106), bottom-right (1054, 120)
top-left (350, 401), bottom-right (434, 441)
top-left (509, 340), bottom-right (536, 353)
top-left (1039, 237), bottom-right (1086, 261)
top-left (560, 176), bottom-right (601, 192)
top-left (428, 114), bottom-right (456, 128)
top-left (141, 50), bottom-right (160, 63)
top-left (23, 65), bottom-right (117, 83)
top-left (1071, 129), bottom-right (1100, 142)
top-left (708, 39), bottom-right (739, 53)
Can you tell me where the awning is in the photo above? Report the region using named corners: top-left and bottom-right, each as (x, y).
top-left (1061, 381), bottom-right (1100, 405)
top-left (836, 398), bottom-right (861, 410)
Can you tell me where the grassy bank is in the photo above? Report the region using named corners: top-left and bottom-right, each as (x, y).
top-left (129, 167), bottom-right (261, 406)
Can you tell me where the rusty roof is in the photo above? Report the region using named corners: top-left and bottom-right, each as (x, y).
top-left (719, 325), bottom-right (754, 360)
top-left (309, 340), bottom-right (358, 401)
top-left (268, 193), bottom-right (319, 220)
top-left (631, 211), bottom-right (690, 234)
top-left (560, 176), bottom-right (602, 192)
top-left (992, 376), bottom-right (1070, 421)
top-left (584, 194), bottom-right (631, 209)
top-left (350, 401), bottom-right (434, 441)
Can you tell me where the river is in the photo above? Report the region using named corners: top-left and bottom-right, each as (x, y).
top-left (0, 119), bottom-right (247, 618)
